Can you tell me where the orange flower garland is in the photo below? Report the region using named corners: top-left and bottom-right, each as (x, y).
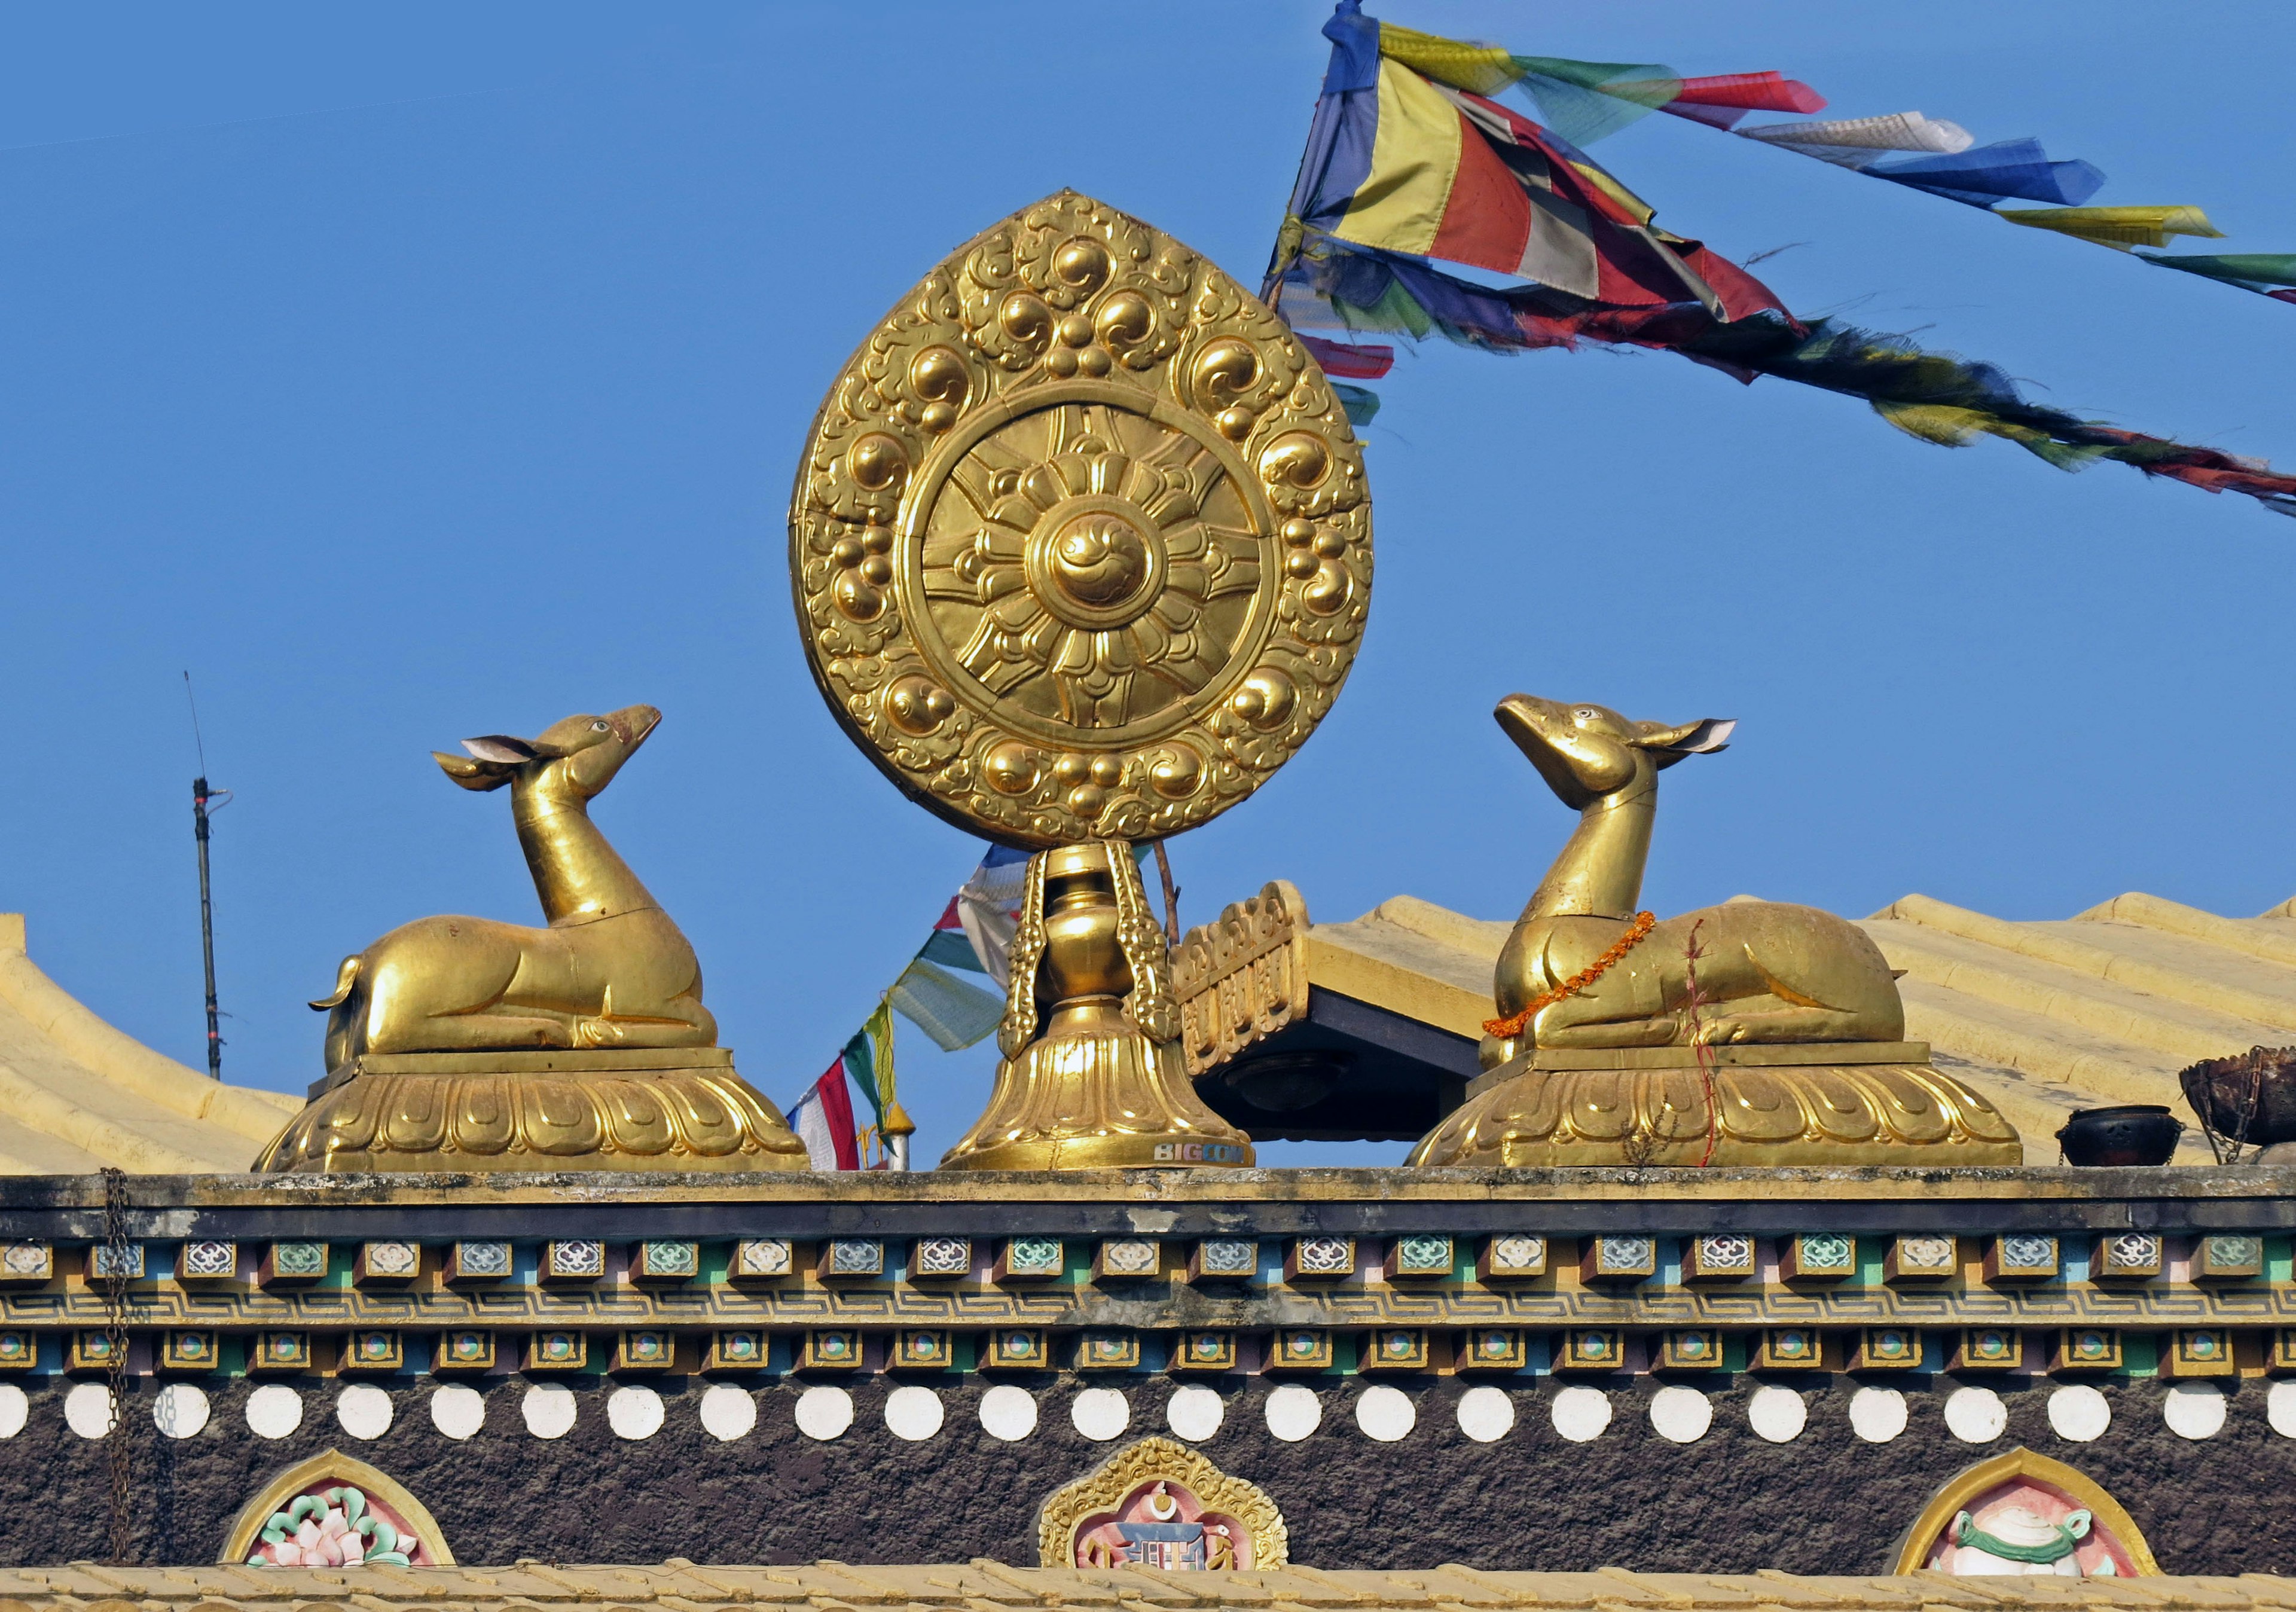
top-left (1482, 910), bottom-right (1659, 1040)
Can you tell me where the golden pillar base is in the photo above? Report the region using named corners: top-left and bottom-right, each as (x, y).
top-left (1408, 1041), bottom-right (2022, 1168)
top-left (941, 842), bottom-right (1255, 1172)
top-left (941, 1030), bottom-right (1253, 1171)
top-left (254, 1047), bottom-right (810, 1173)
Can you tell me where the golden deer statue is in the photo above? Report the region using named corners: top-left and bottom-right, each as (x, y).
top-left (1410, 692), bottom-right (2019, 1167)
top-left (1487, 692), bottom-right (1903, 1059)
top-left (311, 704), bottom-right (717, 1068)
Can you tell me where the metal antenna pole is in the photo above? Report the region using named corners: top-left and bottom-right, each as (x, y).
top-left (184, 675), bottom-right (223, 1080)
top-left (193, 777), bottom-right (220, 1080)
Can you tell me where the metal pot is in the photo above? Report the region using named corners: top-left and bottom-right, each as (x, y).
top-left (2179, 1046), bottom-right (2296, 1146)
top-left (2055, 1104), bottom-right (2183, 1167)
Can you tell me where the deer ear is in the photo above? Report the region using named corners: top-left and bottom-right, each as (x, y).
top-left (1633, 717), bottom-right (1736, 768)
top-left (461, 735), bottom-right (539, 764)
top-left (435, 751), bottom-right (515, 791)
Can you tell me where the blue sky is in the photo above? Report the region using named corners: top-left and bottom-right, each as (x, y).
top-left (2, 3), bottom-right (2292, 1167)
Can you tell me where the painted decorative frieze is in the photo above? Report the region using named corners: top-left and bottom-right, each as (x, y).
top-left (222, 1452), bottom-right (453, 1567)
top-left (1898, 1450), bottom-right (2155, 1577)
top-left (1039, 1436), bottom-right (1286, 1571)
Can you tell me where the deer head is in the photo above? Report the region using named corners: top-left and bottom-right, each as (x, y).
top-left (428, 704), bottom-right (667, 926)
top-left (433, 704), bottom-right (662, 801)
top-left (1495, 694), bottom-right (1733, 809)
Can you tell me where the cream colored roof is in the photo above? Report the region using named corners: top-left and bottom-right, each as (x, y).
top-left (1292, 890), bottom-right (2295, 1161)
top-left (0, 914), bottom-right (301, 1173)
top-left (0, 1564), bottom-right (2285, 1610)
top-left (1864, 892), bottom-right (2296, 1162)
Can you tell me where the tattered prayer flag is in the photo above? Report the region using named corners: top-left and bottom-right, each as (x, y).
top-left (1660, 71), bottom-right (1827, 122)
top-left (954, 845), bottom-right (1030, 987)
top-left (1301, 333), bottom-right (1396, 378)
top-left (842, 1000), bottom-right (896, 1130)
top-left (1334, 383), bottom-right (1382, 425)
top-left (1860, 138), bottom-right (2105, 209)
top-left (1736, 112), bottom-right (1973, 158)
top-left (1361, 10), bottom-right (1822, 148)
top-left (889, 955), bottom-right (1006, 1052)
top-left (788, 1061), bottom-right (860, 1171)
top-left (2136, 252), bottom-right (2296, 302)
top-left (1270, 3), bottom-right (2296, 519)
top-left (1290, 44), bottom-right (1787, 319)
top-left (1999, 206), bottom-right (2223, 251)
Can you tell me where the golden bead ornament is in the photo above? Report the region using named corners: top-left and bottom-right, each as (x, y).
top-left (789, 190), bottom-right (1372, 847)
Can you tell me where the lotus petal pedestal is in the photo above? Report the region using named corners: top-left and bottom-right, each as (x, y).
top-left (255, 1047), bottom-right (810, 1173)
top-left (1409, 1041), bottom-right (2022, 1168)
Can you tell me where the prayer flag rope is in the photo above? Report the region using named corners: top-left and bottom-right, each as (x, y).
top-left (1330, 4), bottom-right (2290, 303)
top-left (1280, 232), bottom-right (2296, 515)
top-left (1274, 5), bottom-right (2296, 515)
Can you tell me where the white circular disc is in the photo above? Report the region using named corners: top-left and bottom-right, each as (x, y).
top-left (152, 1384), bottom-right (209, 1440)
top-left (63, 1382), bottom-right (114, 1440)
top-left (1849, 1386), bottom-right (1907, 1444)
top-left (700, 1384), bottom-right (758, 1442)
top-left (1263, 1382), bottom-right (1322, 1443)
top-left (1070, 1387), bottom-right (1129, 1442)
top-left (2269, 1380), bottom-right (2296, 1438)
top-left (1747, 1385), bottom-right (1807, 1444)
top-left (1455, 1385), bottom-right (1515, 1444)
top-left (521, 1382), bottom-right (577, 1440)
top-left (1354, 1384), bottom-right (1415, 1442)
top-left (1166, 1385), bottom-right (1223, 1442)
top-left (884, 1385), bottom-right (944, 1442)
top-left (1943, 1385), bottom-right (2006, 1443)
top-left (1550, 1385), bottom-right (1612, 1443)
top-left (429, 1385), bottom-right (485, 1442)
top-left (247, 1383), bottom-right (306, 1440)
top-left (1648, 1385), bottom-right (1712, 1444)
top-left (978, 1384), bottom-right (1037, 1442)
top-left (2164, 1381), bottom-right (2227, 1440)
top-left (608, 1385), bottom-right (665, 1441)
top-left (0, 1384), bottom-right (27, 1439)
top-left (793, 1385), bottom-right (853, 1441)
top-left (2047, 1384), bottom-right (2111, 1443)
top-left (335, 1382), bottom-right (394, 1442)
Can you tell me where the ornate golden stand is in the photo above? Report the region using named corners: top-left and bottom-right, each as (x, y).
top-left (941, 844), bottom-right (1253, 1170)
top-left (256, 1048), bottom-right (809, 1173)
top-left (1410, 1041), bottom-right (2022, 1168)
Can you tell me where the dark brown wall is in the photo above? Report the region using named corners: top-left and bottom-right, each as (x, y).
top-left (10, 1375), bottom-right (2291, 1574)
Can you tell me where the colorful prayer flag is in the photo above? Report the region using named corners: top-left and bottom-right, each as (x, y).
top-left (787, 1060), bottom-right (860, 1171)
top-left (1998, 206), bottom-right (2222, 251)
top-left (1736, 112), bottom-right (1973, 160)
top-left (1271, 5), bottom-right (2296, 518)
top-left (1281, 38), bottom-right (1788, 320)
top-left (1300, 333), bottom-right (1396, 378)
top-left (888, 955), bottom-right (1006, 1052)
top-left (1367, 13), bottom-right (1823, 148)
top-left (2136, 252), bottom-right (2296, 302)
top-left (842, 1000), bottom-right (897, 1132)
top-left (1855, 138), bottom-right (2105, 209)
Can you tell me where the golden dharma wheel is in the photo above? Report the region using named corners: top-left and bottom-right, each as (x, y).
top-left (790, 190), bottom-right (1372, 847)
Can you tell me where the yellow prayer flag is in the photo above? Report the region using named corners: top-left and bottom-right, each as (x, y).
top-left (1998, 206), bottom-right (2224, 251)
top-left (1378, 23), bottom-right (1518, 97)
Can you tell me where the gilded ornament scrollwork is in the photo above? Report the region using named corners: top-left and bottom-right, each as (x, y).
top-left (1107, 840), bottom-right (1180, 1044)
top-left (792, 191), bottom-right (1370, 847)
top-left (997, 852), bottom-right (1050, 1060)
top-left (1172, 880), bottom-right (1311, 1079)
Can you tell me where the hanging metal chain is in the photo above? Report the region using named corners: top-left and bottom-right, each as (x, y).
top-left (98, 1166), bottom-right (133, 1565)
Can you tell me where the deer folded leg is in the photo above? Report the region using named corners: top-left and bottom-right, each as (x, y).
top-left (371, 1006), bottom-right (582, 1054)
top-left (1689, 996), bottom-right (1890, 1045)
top-left (1533, 1003), bottom-right (1697, 1049)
